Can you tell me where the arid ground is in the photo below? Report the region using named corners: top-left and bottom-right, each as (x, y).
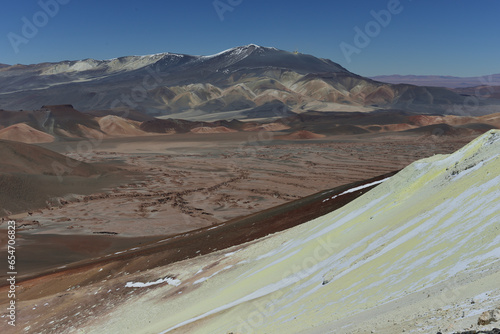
top-left (0, 130), bottom-right (474, 280)
top-left (0, 124), bottom-right (498, 334)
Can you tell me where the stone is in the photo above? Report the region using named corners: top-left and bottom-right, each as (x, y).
top-left (478, 308), bottom-right (500, 326)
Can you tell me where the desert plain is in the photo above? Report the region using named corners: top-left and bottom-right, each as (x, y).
top-left (0, 126), bottom-right (474, 276)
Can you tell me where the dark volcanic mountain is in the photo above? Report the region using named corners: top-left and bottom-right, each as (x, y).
top-left (1, 45), bottom-right (499, 117)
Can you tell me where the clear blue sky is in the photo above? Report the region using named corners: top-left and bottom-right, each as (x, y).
top-left (0, 0), bottom-right (498, 77)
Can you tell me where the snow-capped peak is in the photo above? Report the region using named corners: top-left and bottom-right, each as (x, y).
top-left (23, 45), bottom-right (285, 76)
top-left (202, 44), bottom-right (277, 59)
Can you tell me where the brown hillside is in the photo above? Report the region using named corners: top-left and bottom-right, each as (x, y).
top-left (0, 140), bottom-right (105, 176)
top-left (0, 123), bottom-right (55, 144)
top-left (0, 140), bottom-right (121, 216)
top-left (98, 116), bottom-right (146, 137)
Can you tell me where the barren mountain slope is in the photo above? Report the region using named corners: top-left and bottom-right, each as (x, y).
top-left (0, 140), bottom-right (121, 215)
top-left (2, 45), bottom-right (493, 116)
top-left (131, 130), bottom-right (500, 334)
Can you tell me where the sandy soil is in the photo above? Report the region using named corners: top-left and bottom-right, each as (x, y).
top-left (21, 132), bottom-right (472, 237)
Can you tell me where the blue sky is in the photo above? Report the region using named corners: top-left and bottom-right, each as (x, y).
top-left (0, 0), bottom-right (498, 76)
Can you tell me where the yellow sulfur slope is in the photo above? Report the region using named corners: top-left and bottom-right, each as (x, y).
top-left (163, 130), bottom-right (499, 333)
top-left (87, 131), bottom-right (500, 334)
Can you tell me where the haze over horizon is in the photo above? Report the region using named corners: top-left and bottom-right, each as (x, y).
top-left (1, 0), bottom-right (499, 77)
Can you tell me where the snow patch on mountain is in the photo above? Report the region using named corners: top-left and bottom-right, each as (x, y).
top-left (39, 53), bottom-right (186, 76)
top-left (125, 277), bottom-right (181, 288)
top-left (202, 44), bottom-right (276, 59)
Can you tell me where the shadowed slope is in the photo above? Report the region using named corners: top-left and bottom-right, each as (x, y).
top-left (0, 140), bottom-right (120, 215)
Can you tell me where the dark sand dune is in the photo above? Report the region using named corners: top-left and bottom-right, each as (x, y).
top-left (0, 140), bottom-right (103, 175)
top-left (0, 140), bottom-right (125, 215)
top-left (139, 118), bottom-right (203, 133)
top-left (456, 123), bottom-right (498, 131)
top-left (403, 123), bottom-right (481, 136)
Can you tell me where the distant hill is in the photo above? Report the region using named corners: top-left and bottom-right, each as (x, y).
top-left (84, 109), bottom-right (156, 122)
top-left (371, 73), bottom-right (500, 89)
top-left (0, 123), bottom-right (55, 144)
top-left (0, 105), bottom-right (498, 143)
top-left (453, 85), bottom-right (500, 99)
top-left (97, 115), bottom-right (146, 137)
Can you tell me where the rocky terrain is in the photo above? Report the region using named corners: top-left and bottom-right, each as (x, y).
top-left (1, 129), bottom-right (473, 274)
top-left (0, 130), bottom-right (498, 334)
top-left (0, 104), bottom-right (497, 277)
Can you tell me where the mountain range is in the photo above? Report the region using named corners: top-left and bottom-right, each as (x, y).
top-left (2, 44), bottom-right (499, 118)
top-left (370, 73), bottom-right (500, 88)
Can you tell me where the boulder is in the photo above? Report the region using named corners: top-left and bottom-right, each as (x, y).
top-left (478, 307), bottom-right (500, 326)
